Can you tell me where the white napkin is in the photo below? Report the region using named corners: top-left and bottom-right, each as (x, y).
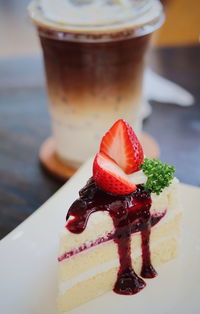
top-left (142, 68), bottom-right (195, 119)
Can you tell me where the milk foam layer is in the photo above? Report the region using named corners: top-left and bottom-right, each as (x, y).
top-left (29, 0), bottom-right (163, 34)
top-left (51, 97), bottom-right (142, 167)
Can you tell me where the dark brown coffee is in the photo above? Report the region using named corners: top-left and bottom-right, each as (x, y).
top-left (38, 29), bottom-right (151, 166)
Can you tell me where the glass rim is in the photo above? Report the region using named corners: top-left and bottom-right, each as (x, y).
top-left (28, 0), bottom-right (164, 41)
top-left (37, 13), bottom-right (164, 43)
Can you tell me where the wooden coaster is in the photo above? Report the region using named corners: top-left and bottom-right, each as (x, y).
top-left (39, 137), bottom-right (76, 181)
top-left (39, 133), bottom-right (160, 181)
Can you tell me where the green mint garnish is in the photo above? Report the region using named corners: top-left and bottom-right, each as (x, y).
top-left (140, 158), bottom-right (175, 195)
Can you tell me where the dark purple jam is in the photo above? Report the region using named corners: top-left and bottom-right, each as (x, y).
top-left (64, 178), bottom-right (165, 295)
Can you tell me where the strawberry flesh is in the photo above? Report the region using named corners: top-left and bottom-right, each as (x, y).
top-left (93, 153), bottom-right (136, 195)
top-left (100, 119), bottom-right (144, 174)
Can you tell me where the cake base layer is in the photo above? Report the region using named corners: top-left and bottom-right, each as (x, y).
top-left (58, 211), bottom-right (181, 282)
top-left (58, 235), bottom-right (179, 312)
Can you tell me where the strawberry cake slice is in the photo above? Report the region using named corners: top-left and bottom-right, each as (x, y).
top-left (57, 120), bottom-right (181, 312)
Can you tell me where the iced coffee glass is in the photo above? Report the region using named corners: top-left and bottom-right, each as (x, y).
top-left (29, 0), bottom-right (163, 168)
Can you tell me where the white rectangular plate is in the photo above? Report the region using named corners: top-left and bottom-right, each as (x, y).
top-left (0, 159), bottom-right (200, 314)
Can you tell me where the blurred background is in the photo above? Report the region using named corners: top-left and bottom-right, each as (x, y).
top-left (0, 0), bottom-right (200, 239)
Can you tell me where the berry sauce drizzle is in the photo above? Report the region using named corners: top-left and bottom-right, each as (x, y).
top-left (65, 178), bottom-right (165, 295)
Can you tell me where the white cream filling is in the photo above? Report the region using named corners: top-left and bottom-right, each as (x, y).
top-left (59, 232), bottom-right (179, 295)
top-left (128, 170), bottom-right (147, 185)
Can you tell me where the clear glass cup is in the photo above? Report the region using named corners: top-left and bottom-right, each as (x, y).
top-left (29, 0), bottom-right (164, 168)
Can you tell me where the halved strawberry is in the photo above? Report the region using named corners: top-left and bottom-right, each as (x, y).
top-left (93, 152), bottom-right (136, 195)
top-left (100, 119), bottom-right (144, 174)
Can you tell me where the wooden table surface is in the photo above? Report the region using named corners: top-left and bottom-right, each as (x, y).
top-left (0, 45), bottom-right (200, 240)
